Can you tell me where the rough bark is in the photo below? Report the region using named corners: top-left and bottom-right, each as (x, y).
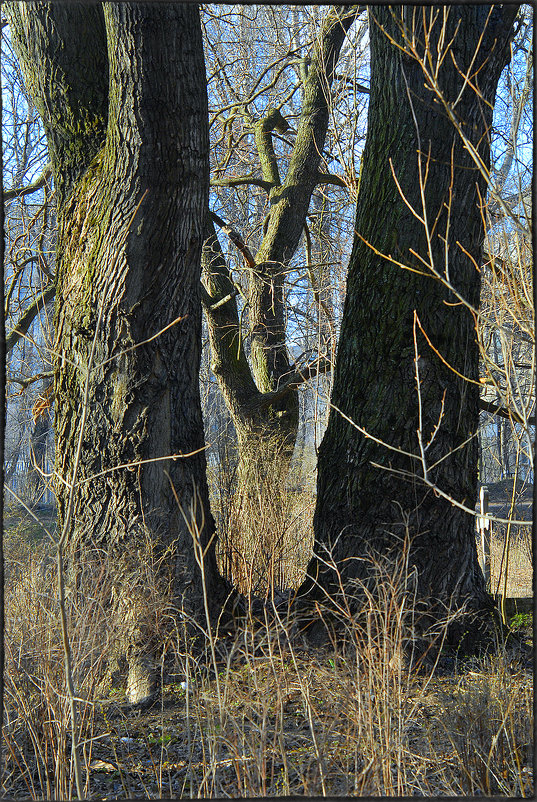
top-left (5, 3), bottom-right (109, 205)
top-left (299, 6), bottom-right (517, 651)
top-left (7, 2), bottom-right (230, 703)
top-left (0, 48), bottom-right (5, 765)
top-left (202, 7), bottom-right (359, 587)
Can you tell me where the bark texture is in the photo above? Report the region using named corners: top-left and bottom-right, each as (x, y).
top-left (301, 6), bottom-right (517, 650)
top-left (8, 2), bottom-right (230, 703)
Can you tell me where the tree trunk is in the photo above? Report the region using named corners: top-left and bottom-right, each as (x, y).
top-left (300, 6), bottom-right (516, 652)
top-left (202, 7), bottom-right (359, 592)
top-left (201, 217), bottom-right (296, 593)
top-left (28, 394), bottom-right (50, 504)
top-left (8, 2), bottom-right (230, 704)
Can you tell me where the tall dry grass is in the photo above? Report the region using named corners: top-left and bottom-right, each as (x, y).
top-left (210, 436), bottom-right (315, 598)
top-left (2, 510), bottom-right (533, 800)
top-left (3, 529), bottom-right (108, 799)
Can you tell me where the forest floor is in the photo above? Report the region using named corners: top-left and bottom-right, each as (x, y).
top-left (3, 624), bottom-right (533, 799)
top-left (480, 479), bottom-right (533, 600)
top-left (83, 642), bottom-right (533, 799)
top-left (2, 495), bottom-right (533, 799)
top-left (489, 531), bottom-right (533, 599)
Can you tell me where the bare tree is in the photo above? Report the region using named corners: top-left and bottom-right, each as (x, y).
top-left (201, 6), bottom-right (364, 588)
top-left (6, 2), bottom-right (230, 705)
top-left (300, 5), bottom-right (519, 651)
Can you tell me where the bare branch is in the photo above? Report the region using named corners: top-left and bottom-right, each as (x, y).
top-left (210, 175), bottom-right (274, 192)
top-left (6, 284), bottom-right (55, 353)
top-left (254, 106), bottom-right (289, 186)
top-left (210, 211), bottom-right (256, 269)
top-left (245, 357), bottom-right (332, 413)
top-left (3, 162), bottom-right (52, 200)
top-left (316, 172), bottom-right (348, 189)
top-left (479, 398), bottom-right (534, 427)
top-left (8, 370), bottom-right (54, 392)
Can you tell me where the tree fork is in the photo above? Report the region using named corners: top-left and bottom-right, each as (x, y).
top-left (202, 7), bottom-right (361, 516)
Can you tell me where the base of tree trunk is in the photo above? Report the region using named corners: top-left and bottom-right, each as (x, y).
top-left (293, 581), bottom-right (502, 660)
top-left (294, 524), bottom-right (502, 660)
top-left (125, 658), bottom-right (158, 707)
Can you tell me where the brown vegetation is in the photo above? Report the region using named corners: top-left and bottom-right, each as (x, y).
top-left (2, 503), bottom-right (533, 799)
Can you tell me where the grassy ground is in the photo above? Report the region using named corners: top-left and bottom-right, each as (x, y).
top-left (4, 503), bottom-right (57, 544)
top-left (63, 645), bottom-right (533, 799)
top-left (2, 505), bottom-right (533, 799)
top-left (489, 527), bottom-right (533, 598)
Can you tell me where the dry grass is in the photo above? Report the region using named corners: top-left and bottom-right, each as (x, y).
top-left (489, 526), bottom-right (533, 598)
top-left (2, 511), bottom-right (533, 800)
top-left (211, 438), bottom-right (315, 597)
top-left (3, 531), bottom-right (108, 799)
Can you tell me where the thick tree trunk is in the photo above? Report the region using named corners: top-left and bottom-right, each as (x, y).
top-left (8, 2), bottom-right (230, 704)
top-left (299, 6), bottom-right (516, 651)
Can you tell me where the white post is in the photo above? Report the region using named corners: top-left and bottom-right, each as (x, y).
top-left (477, 485), bottom-right (491, 590)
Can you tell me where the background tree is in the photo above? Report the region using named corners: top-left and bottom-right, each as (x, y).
top-left (2, 34), bottom-right (55, 506)
top-left (201, 5), bottom-right (365, 590)
top-left (301, 5), bottom-right (519, 649)
top-left (478, 13), bottom-right (534, 490)
top-left (6, 2), bottom-right (228, 705)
